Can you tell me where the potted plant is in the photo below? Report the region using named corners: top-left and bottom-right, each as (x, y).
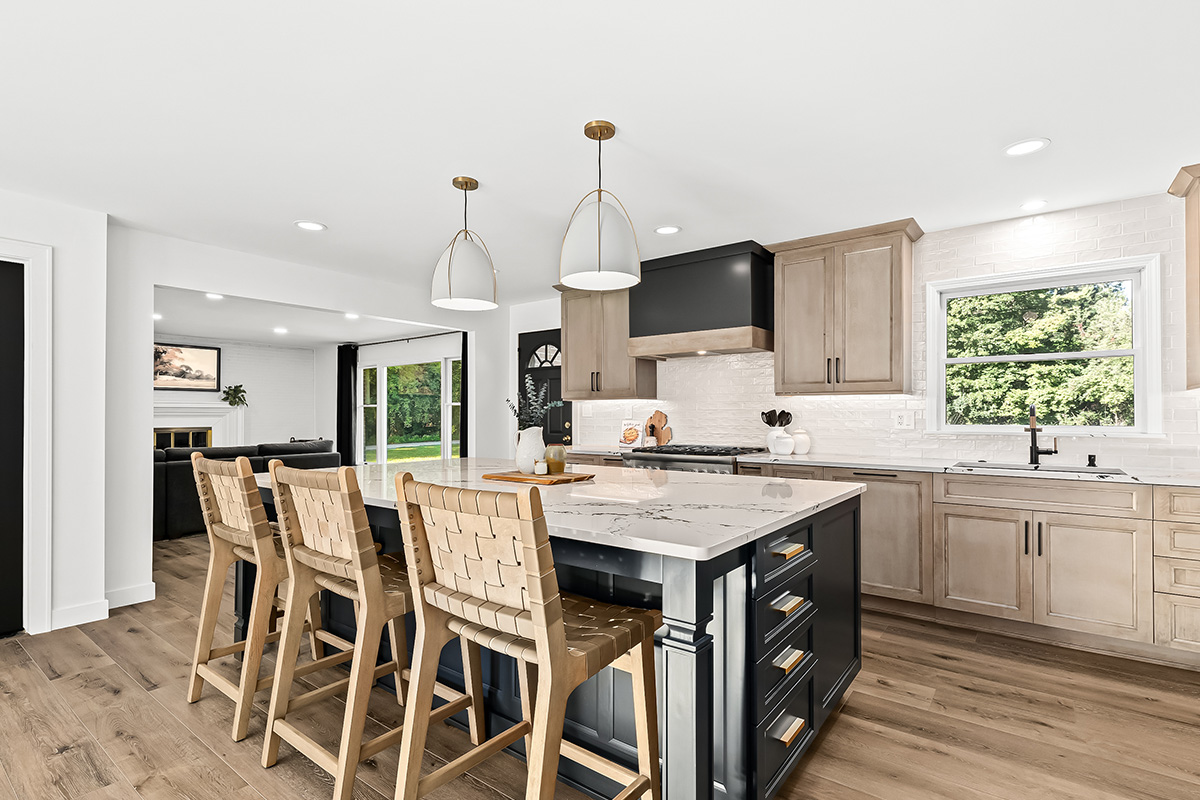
top-left (507, 375), bottom-right (563, 474)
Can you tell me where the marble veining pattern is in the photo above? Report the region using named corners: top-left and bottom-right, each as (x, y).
top-left (257, 458), bottom-right (863, 561)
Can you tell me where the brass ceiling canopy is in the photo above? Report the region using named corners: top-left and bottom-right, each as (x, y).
top-left (583, 120), bottom-right (616, 141)
top-left (452, 176), bottom-right (479, 191)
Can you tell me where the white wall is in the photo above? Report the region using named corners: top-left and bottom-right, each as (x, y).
top-left (0, 187), bottom-right (111, 631)
top-left (314, 344), bottom-right (339, 448)
top-left (574, 193), bottom-right (1200, 472)
top-left (155, 335), bottom-right (321, 443)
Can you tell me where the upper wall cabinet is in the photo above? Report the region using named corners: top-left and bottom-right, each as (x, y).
top-left (1168, 164), bottom-right (1200, 390)
top-left (769, 219), bottom-right (922, 395)
top-left (561, 288), bottom-right (657, 401)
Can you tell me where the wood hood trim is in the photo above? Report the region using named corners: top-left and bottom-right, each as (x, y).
top-left (767, 218), bottom-right (924, 253)
top-left (628, 325), bottom-right (773, 360)
top-left (1168, 164), bottom-right (1200, 198)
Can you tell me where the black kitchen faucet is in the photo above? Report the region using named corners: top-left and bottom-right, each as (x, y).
top-left (1024, 404), bottom-right (1058, 466)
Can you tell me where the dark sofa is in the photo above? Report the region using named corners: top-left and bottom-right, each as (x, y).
top-left (153, 440), bottom-right (341, 540)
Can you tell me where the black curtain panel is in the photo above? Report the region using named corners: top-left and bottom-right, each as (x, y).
top-left (335, 343), bottom-right (358, 466)
top-left (459, 331), bottom-right (469, 458)
top-left (0, 261), bottom-right (23, 635)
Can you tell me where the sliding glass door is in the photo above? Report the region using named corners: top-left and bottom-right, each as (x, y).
top-left (359, 357), bottom-right (460, 464)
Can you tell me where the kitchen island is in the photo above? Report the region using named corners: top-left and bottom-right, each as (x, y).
top-left (245, 458), bottom-right (863, 800)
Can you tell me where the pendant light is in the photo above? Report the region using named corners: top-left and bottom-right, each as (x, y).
top-left (560, 120), bottom-right (640, 291)
top-left (431, 176), bottom-right (498, 311)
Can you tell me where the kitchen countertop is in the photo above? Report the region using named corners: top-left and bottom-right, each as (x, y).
top-left (257, 457), bottom-right (864, 562)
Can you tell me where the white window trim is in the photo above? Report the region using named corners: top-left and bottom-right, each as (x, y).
top-left (441, 356), bottom-right (461, 458)
top-left (925, 255), bottom-right (1162, 437)
top-left (357, 362), bottom-right (382, 465)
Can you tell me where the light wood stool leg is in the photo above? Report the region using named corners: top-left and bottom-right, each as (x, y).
top-left (461, 639), bottom-right (485, 745)
top-left (630, 638), bottom-right (661, 800)
top-left (516, 659), bottom-right (537, 755)
top-left (332, 606), bottom-right (385, 800)
top-left (262, 567), bottom-right (318, 768)
top-left (526, 675), bottom-right (571, 800)
top-left (388, 616), bottom-right (408, 706)
top-left (188, 537), bottom-right (237, 704)
top-left (394, 614), bottom-right (455, 800)
top-left (307, 593), bottom-right (325, 660)
top-left (232, 561), bottom-right (279, 741)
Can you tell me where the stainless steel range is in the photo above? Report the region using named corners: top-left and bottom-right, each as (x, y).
top-left (621, 444), bottom-right (768, 474)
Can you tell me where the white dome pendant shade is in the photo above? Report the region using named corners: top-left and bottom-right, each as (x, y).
top-left (431, 176), bottom-right (498, 311)
top-left (560, 120), bottom-right (640, 291)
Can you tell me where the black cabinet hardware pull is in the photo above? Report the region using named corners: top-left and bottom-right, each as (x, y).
top-left (835, 357), bottom-right (842, 383)
top-left (826, 358), bottom-right (832, 384)
top-left (590, 372), bottom-right (597, 391)
top-left (596, 372), bottom-right (601, 392)
top-left (1037, 522), bottom-right (1043, 557)
top-left (1025, 520), bottom-right (1030, 555)
top-left (852, 472), bottom-right (898, 479)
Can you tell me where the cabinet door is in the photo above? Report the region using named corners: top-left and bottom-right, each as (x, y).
top-left (832, 235), bottom-right (907, 393)
top-left (596, 289), bottom-right (634, 397)
top-left (1033, 512), bottom-right (1153, 642)
top-left (827, 469), bottom-right (933, 604)
top-left (561, 290), bottom-right (598, 400)
top-left (775, 247), bottom-right (834, 394)
top-left (934, 503), bottom-right (1033, 621)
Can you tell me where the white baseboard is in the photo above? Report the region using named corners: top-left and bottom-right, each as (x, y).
top-left (106, 582), bottom-right (157, 610)
top-left (50, 598), bottom-right (110, 630)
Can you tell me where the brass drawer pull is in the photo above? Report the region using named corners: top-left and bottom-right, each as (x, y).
top-left (772, 647), bottom-right (806, 675)
top-left (771, 543), bottom-right (806, 560)
top-left (776, 716), bottom-right (807, 747)
top-left (772, 594), bottom-right (805, 616)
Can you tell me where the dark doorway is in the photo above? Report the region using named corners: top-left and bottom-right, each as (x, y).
top-left (517, 329), bottom-right (571, 446)
top-left (0, 260), bottom-right (23, 636)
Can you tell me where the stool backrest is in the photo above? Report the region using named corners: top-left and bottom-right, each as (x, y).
top-left (396, 473), bottom-right (566, 655)
top-left (268, 462), bottom-right (379, 583)
top-left (191, 453), bottom-right (272, 548)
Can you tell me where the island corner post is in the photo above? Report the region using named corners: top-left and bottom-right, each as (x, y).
top-left (240, 486), bottom-right (861, 800)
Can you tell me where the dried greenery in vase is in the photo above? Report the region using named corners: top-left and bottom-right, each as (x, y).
top-left (506, 374), bottom-right (563, 429)
top-left (221, 384), bottom-right (248, 407)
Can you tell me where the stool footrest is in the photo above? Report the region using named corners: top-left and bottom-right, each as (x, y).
top-left (195, 663), bottom-right (241, 702)
top-left (292, 648), bottom-right (355, 680)
top-left (612, 775), bottom-right (651, 800)
top-left (289, 659), bottom-right (397, 713)
top-left (312, 629), bottom-right (355, 651)
top-left (561, 740), bottom-right (640, 785)
top-left (420, 720), bottom-right (531, 795)
top-left (271, 719), bottom-right (339, 774)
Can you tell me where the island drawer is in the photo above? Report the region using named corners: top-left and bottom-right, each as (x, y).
top-left (1154, 521), bottom-right (1200, 561)
top-left (935, 473), bottom-right (1152, 519)
top-left (757, 669), bottom-right (816, 800)
top-left (755, 521), bottom-right (815, 593)
top-left (1155, 557), bottom-right (1200, 598)
top-left (756, 563), bottom-right (816, 659)
top-left (755, 617), bottom-right (815, 721)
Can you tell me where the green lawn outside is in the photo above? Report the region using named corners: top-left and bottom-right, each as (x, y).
top-left (363, 442), bottom-right (460, 463)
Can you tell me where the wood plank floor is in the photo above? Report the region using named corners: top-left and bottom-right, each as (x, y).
top-left (1, 536), bottom-right (1198, 800)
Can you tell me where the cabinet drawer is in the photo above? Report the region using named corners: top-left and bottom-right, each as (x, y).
top-left (1155, 593), bottom-right (1200, 653)
top-left (755, 522), bottom-right (815, 592)
top-left (765, 465), bottom-right (825, 481)
top-left (738, 463), bottom-right (765, 476)
top-left (935, 473), bottom-right (1151, 519)
top-left (755, 564), bottom-right (816, 659)
top-left (755, 618), bottom-right (815, 722)
top-left (1155, 557), bottom-right (1200, 598)
top-left (1154, 520), bottom-right (1200, 561)
top-left (1154, 486), bottom-right (1200, 524)
top-left (757, 670), bottom-right (816, 800)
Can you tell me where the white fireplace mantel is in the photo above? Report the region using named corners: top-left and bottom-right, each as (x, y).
top-left (153, 401), bottom-right (246, 447)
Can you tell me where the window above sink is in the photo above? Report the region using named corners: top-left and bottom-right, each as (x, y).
top-left (926, 255), bottom-right (1163, 437)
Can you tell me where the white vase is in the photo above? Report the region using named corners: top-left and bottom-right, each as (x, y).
top-left (791, 427), bottom-right (811, 455)
top-left (773, 430), bottom-right (796, 455)
top-left (516, 427), bottom-right (545, 474)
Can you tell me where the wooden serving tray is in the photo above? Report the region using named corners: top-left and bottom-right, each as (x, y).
top-left (482, 471), bottom-right (595, 485)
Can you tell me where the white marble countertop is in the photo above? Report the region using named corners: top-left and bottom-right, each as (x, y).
top-left (256, 457), bottom-right (864, 561)
top-left (737, 451), bottom-right (1200, 488)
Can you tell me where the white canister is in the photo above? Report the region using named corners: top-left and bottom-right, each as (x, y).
top-left (772, 431), bottom-right (796, 455)
top-left (791, 427), bottom-right (811, 455)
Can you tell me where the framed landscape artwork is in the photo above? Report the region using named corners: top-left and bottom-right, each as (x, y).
top-left (154, 342), bottom-right (221, 391)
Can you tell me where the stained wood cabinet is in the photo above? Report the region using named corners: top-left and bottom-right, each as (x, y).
top-left (934, 503), bottom-right (1033, 622)
top-left (826, 469), bottom-right (933, 604)
top-left (770, 219), bottom-right (921, 395)
top-left (560, 289), bottom-right (656, 401)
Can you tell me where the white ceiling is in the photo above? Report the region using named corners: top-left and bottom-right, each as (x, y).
top-left (4, 2), bottom-right (1199, 304)
top-left (153, 286), bottom-right (449, 347)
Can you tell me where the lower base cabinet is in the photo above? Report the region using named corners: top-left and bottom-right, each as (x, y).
top-left (1155, 593), bottom-right (1200, 653)
top-left (934, 504), bottom-right (1033, 622)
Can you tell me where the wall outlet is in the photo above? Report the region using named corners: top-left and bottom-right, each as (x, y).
top-left (894, 410), bottom-right (915, 430)
top-left (581, 404), bottom-right (594, 418)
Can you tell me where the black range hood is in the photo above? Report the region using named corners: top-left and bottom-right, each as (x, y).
top-left (627, 241), bottom-right (773, 359)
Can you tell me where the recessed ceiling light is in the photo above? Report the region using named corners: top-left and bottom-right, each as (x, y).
top-left (294, 220), bottom-right (327, 232)
top-left (1020, 199), bottom-right (1048, 211)
top-left (205, 293), bottom-right (224, 300)
top-left (696, 350), bottom-right (707, 355)
top-left (655, 225), bottom-right (682, 235)
top-left (1004, 138), bottom-right (1051, 157)
top-left (152, 313), bottom-right (162, 320)
top-left (273, 327), bottom-right (288, 334)
top-left (345, 313), bottom-right (359, 320)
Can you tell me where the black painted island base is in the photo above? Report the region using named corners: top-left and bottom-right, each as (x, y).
top-left (240, 489), bottom-right (860, 800)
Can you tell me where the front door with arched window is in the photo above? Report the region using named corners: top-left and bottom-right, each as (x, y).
top-left (518, 328), bottom-right (571, 445)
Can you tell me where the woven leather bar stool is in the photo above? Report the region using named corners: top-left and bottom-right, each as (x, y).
top-left (393, 472), bottom-right (662, 800)
top-left (187, 453), bottom-right (333, 742)
top-left (263, 462), bottom-right (485, 800)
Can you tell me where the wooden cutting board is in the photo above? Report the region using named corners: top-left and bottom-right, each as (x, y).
top-left (482, 471), bottom-right (595, 485)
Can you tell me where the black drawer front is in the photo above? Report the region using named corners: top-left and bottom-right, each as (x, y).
top-left (755, 617), bottom-right (816, 722)
top-left (755, 564), bottom-right (815, 659)
top-left (757, 670), bottom-right (816, 800)
top-left (755, 521), bottom-right (815, 593)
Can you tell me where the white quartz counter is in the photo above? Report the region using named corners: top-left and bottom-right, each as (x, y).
top-left (256, 457), bottom-right (864, 561)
